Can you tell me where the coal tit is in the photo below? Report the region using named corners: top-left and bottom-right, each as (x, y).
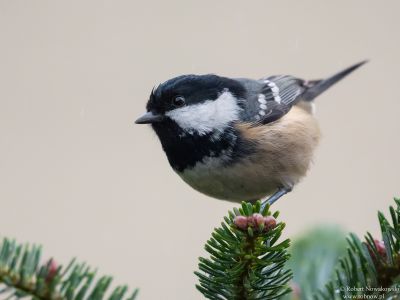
top-left (135, 61), bottom-right (366, 206)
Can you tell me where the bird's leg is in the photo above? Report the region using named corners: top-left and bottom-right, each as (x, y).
top-left (260, 186), bottom-right (292, 211)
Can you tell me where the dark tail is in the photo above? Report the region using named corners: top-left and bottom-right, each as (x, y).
top-left (302, 60), bottom-right (368, 101)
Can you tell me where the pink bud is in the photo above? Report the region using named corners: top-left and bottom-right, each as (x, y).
top-left (264, 216), bottom-right (277, 230)
top-left (253, 213), bottom-right (265, 226)
top-left (374, 239), bottom-right (386, 256)
top-left (234, 216), bottom-right (248, 230)
top-left (246, 215), bottom-right (256, 227)
top-left (46, 259), bottom-right (58, 282)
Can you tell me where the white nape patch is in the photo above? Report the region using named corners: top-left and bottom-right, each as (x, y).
top-left (165, 90), bottom-right (241, 135)
top-left (263, 80), bottom-right (281, 104)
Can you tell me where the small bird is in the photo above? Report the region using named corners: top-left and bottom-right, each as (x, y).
top-left (135, 61), bottom-right (366, 206)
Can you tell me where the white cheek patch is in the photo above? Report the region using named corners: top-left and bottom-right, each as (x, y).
top-left (165, 90), bottom-right (241, 135)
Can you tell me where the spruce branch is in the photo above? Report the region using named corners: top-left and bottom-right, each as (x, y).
top-left (0, 238), bottom-right (138, 300)
top-left (317, 198), bottom-right (400, 299)
top-left (195, 201), bottom-right (292, 300)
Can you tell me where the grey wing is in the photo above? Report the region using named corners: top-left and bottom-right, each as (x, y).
top-left (237, 75), bottom-right (306, 124)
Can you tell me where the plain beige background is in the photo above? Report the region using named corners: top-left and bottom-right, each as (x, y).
top-left (1, 1), bottom-right (399, 299)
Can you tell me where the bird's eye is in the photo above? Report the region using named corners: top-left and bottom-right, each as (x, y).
top-left (172, 96), bottom-right (186, 107)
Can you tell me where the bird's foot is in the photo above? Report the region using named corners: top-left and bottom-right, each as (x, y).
top-left (260, 186), bottom-right (292, 212)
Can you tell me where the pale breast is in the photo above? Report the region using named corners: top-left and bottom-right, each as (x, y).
top-left (176, 106), bottom-right (321, 203)
top-left (177, 154), bottom-right (279, 202)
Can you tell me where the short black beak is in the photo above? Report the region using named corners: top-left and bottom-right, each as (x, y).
top-left (135, 111), bottom-right (164, 124)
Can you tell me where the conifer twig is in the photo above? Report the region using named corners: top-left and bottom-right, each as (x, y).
top-left (0, 238), bottom-right (138, 300)
top-left (195, 201), bottom-right (292, 300)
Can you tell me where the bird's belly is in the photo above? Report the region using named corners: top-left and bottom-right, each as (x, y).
top-left (174, 106), bottom-right (320, 202)
top-left (177, 158), bottom-right (278, 202)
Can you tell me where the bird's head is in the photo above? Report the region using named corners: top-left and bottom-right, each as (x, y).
top-left (135, 74), bottom-right (245, 139)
